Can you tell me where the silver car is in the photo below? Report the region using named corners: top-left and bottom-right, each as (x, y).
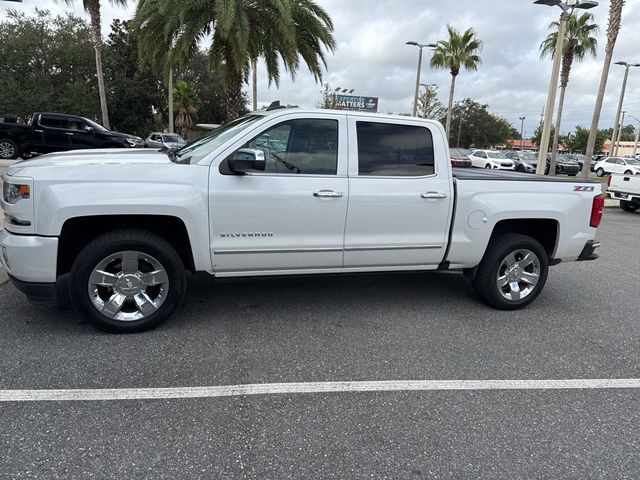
top-left (144, 132), bottom-right (187, 149)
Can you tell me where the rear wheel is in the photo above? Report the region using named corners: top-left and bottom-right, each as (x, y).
top-left (485, 164), bottom-right (492, 169)
top-left (620, 200), bottom-right (640, 212)
top-left (596, 168), bottom-right (605, 177)
top-left (472, 233), bottom-right (549, 310)
top-left (0, 139), bottom-right (20, 159)
top-left (69, 229), bottom-right (186, 333)
top-left (624, 170), bottom-right (633, 175)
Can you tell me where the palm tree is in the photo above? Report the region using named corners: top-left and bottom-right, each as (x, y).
top-left (56, 0), bottom-right (127, 129)
top-left (582, 0), bottom-right (625, 179)
top-left (430, 26), bottom-right (482, 141)
top-left (541, 12), bottom-right (598, 175)
top-left (134, 0), bottom-right (336, 121)
top-left (173, 80), bottom-right (200, 140)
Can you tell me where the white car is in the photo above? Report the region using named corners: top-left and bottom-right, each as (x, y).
top-left (594, 157), bottom-right (640, 177)
top-left (608, 172), bottom-right (640, 212)
top-left (1, 109), bottom-right (602, 332)
top-left (469, 150), bottom-right (515, 170)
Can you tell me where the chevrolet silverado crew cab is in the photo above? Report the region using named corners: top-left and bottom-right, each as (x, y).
top-left (0, 112), bottom-right (144, 159)
top-left (1, 109), bottom-right (604, 333)
top-left (607, 173), bottom-right (640, 212)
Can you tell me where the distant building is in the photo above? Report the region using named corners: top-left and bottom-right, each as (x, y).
top-left (602, 140), bottom-right (639, 157)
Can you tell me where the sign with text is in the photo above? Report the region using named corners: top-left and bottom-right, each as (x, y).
top-left (335, 95), bottom-right (379, 113)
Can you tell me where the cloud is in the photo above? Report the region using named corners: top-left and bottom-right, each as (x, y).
top-left (3, 0), bottom-right (640, 136)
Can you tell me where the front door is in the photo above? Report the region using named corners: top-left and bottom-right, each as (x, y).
top-left (210, 113), bottom-right (349, 274)
top-left (344, 117), bottom-right (453, 268)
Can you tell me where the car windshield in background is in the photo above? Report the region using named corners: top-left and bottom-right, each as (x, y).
top-left (450, 148), bottom-right (471, 157)
top-left (163, 134), bottom-right (182, 143)
top-left (173, 115), bottom-right (262, 164)
top-left (487, 151), bottom-right (508, 159)
top-left (626, 159), bottom-right (640, 166)
top-left (520, 152), bottom-right (538, 162)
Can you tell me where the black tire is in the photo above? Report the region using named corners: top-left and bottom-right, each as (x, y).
top-left (596, 168), bottom-right (605, 177)
top-left (472, 233), bottom-right (549, 310)
top-left (620, 200), bottom-right (640, 212)
top-left (485, 164), bottom-right (492, 169)
top-left (69, 229), bottom-right (186, 333)
top-left (624, 170), bottom-right (633, 175)
top-left (0, 139), bottom-right (20, 159)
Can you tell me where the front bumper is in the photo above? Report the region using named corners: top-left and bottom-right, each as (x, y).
top-left (0, 229), bottom-right (58, 282)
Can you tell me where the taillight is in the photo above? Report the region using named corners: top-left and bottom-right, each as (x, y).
top-left (590, 194), bottom-right (604, 228)
top-left (607, 175), bottom-right (612, 188)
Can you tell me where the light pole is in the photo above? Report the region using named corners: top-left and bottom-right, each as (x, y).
top-left (609, 62), bottom-right (640, 156)
top-left (519, 116), bottom-right (526, 150)
top-left (614, 110), bottom-right (626, 156)
top-left (533, 0), bottom-right (599, 175)
top-left (629, 114), bottom-right (640, 157)
top-left (406, 41), bottom-right (437, 117)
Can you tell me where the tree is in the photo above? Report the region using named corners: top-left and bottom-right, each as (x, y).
top-left (416, 85), bottom-right (445, 120)
top-left (532, 123), bottom-right (556, 149)
top-left (55, 0), bottom-right (128, 129)
top-left (446, 98), bottom-right (515, 149)
top-left (430, 26), bottom-right (483, 141)
top-left (317, 83), bottom-right (338, 109)
top-left (563, 126), bottom-right (607, 154)
top-left (103, 19), bottom-right (165, 135)
top-left (540, 12), bottom-right (598, 175)
top-left (0, 9), bottom-right (99, 121)
top-left (582, 0), bottom-right (626, 179)
top-left (134, 0), bottom-right (336, 122)
top-left (173, 81), bottom-right (200, 140)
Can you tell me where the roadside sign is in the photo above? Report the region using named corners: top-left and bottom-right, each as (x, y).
top-left (335, 95), bottom-right (379, 113)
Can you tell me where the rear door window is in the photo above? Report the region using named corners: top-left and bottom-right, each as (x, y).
top-left (355, 121), bottom-right (434, 176)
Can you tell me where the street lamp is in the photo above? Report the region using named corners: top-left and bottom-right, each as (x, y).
top-left (519, 116), bottom-right (526, 150)
top-left (615, 110), bottom-right (626, 156)
top-left (533, 0), bottom-right (599, 174)
top-left (629, 114), bottom-right (640, 157)
top-left (609, 62), bottom-right (640, 156)
top-left (406, 41), bottom-right (437, 117)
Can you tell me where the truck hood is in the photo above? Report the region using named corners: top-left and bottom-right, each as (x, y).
top-left (6, 148), bottom-right (171, 174)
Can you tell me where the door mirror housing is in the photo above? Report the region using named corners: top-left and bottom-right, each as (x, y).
top-left (84, 125), bottom-right (95, 134)
top-left (228, 148), bottom-right (266, 174)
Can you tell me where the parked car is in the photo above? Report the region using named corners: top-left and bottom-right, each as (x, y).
top-left (566, 153), bottom-right (586, 170)
top-left (0, 112), bottom-right (144, 159)
top-left (0, 109), bottom-right (603, 332)
top-left (144, 132), bottom-right (187, 150)
top-left (607, 173), bottom-right (640, 212)
top-left (546, 154), bottom-right (580, 176)
top-left (468, 150), bottom-right (515, 170)
top-left (594, 157), bottom-right (640, 177)
top-left (504, 151), bottom-right (538, 173)
top-left (449, 148), bottom-right (472, 168)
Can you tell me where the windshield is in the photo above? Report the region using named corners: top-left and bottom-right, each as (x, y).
top-left (450, 148), bottom-right (470, 157)
top-left (162, 134), bottom-right (183, 143)
top-left (487, 151), bottom-right (508, 159)
top-left (624, 158), bottom-right (640, 166)
top-left (519, 152), bottom-right (538, 162)
top-left (84, 117), bottom-right (108, 133)
top-left (173, 115), bottom-right (263, 164)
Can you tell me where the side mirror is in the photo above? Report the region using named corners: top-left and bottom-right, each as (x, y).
top-left (84, 126), bottom-right (95, 134)
top-left (228, 148), bottom-right (266, 174)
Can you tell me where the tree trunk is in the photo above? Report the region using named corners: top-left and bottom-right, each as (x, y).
top-left (549, 84), bottom-right (567, 176)
top-left (168, 68), bottom-right (174, 133)
top-left (445, 74), bottom-right (457, 143)
top-left (582, 0), bottom-right (625, 179)
top-left (87, 0), bottom-right (110, 130)
top-left (226, 72), bottom-right (244, 122)
top-left (251, 58), bottom-right (258, 111)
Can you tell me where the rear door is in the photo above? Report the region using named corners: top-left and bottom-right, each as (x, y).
top-left (38, 114), bottom-right (72, 152)
top-left (209, 112), bottom-right (349, 274)
top-left (343, 117), bottom-right (453, 268)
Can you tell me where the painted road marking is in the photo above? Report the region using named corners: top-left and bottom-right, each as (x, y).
top-left (1, 378), bottom-right (640, 402)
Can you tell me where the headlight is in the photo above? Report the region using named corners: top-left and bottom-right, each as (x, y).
top-left (2, 182), bottom-right (30, 204)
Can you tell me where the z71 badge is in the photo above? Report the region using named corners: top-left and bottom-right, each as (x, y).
top-left (573, 186), bottom-right (595, 192)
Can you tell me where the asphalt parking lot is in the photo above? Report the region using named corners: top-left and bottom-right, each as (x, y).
top-left (1, 189), bottom-right (640, 478)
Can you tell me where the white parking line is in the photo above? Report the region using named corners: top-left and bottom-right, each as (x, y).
top-left (1, 378), bottom-right (640, 402)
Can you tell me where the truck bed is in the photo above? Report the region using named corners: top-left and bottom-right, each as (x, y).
top-left (452, 168), bottom-right (597, 183)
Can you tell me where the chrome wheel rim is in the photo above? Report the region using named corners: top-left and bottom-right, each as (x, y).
top-left (496, 249), bottom-right (540, 302)
top-left (0, 141), bottom-right (15, 159)
top-left (88, 251), bottom-right (169, 321)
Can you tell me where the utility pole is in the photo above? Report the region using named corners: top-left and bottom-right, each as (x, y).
top-left (609, 62), bottom-right (640, 156)
top-left (519, 116), bottom-right (526, 150)
top-left (614, 110), bottom-right (626, 156)
top-left (406, 41), bottom-right (437, 117)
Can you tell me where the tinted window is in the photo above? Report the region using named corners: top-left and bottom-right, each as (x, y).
top-left (39, 115), bottom-right (61, 128)
top-left (246, 118), bottom-right (338, 175)
top-left (356, 122), bottom-right (434, 176)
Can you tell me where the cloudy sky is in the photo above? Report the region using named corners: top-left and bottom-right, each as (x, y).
top-left (3, 0), bottom-right (640, 137)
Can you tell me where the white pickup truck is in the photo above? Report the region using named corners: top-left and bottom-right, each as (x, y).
top-left (607, 173), bottom-right (640, 212)
top-left (1, 109), bottom-right (603, 332)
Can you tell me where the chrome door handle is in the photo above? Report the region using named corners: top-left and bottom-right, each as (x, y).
top-left (314, 190), bottom-right (344, 198)
top-left (421, 192), bottom-right (448, 199)
top-left (65, 132), bottom-right (74, 136)
top-left (34, 129), bottom-right (43, 133)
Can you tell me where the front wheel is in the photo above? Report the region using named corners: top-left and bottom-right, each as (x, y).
top-left (485, 164), bottom-right (492, 169)
top-left (624, 170), bottom-right (633, 175)
top-left (69, 229), bottom-right (186, 333)
top-left (621, 200), bottom-right (640, 212)
top-left (596, 168), bottom-right (605, 177)
top-left (0, 139), bottom-right (20, 159)
top-left (472, 233), bottom-right (549, 310)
